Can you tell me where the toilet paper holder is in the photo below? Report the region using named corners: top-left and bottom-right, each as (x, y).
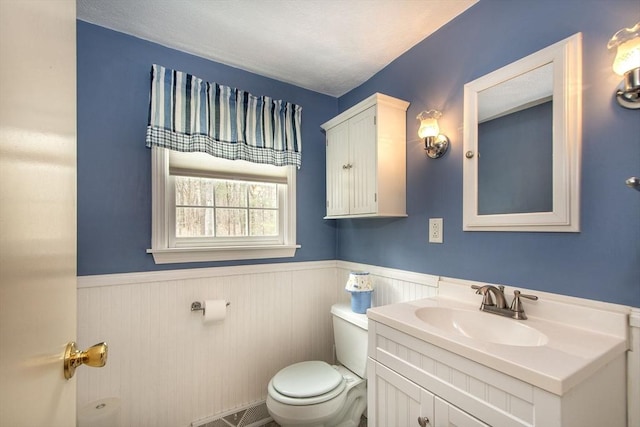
top-left (191, 300), bottom-right (230, 314)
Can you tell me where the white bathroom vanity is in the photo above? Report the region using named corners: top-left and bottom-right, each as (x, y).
top-left (366, 280), bottom-right (629, 427)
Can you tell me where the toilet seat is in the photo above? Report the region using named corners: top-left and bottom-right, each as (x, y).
top-left (269, 361), bottom-right (347, 406)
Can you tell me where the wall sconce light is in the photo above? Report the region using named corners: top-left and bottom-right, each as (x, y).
top-left (417, 110), bottom-right (449, 159)
top-left (608, 22), bottom-right (640, 109)
top-left (626, 177), bottom-right (640, 191)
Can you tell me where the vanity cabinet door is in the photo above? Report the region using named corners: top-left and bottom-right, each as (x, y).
top-left (368, 358), bottom-right (490, 427)
top-left (368, 359), bottom-right (434, 427)
top-left (434, 397), bottom-right (489, 427)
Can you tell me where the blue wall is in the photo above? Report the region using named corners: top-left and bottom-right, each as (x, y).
top-left (78, 0), bottom-right (640, 307)
top-left (337, 0), bottom-right (640, 306)
top-left (77, 21), bottom-right (337, 275)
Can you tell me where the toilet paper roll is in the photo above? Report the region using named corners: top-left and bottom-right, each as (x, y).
top-left (203, 299), bottom-right (227, 324)
top-left (77, 397), bottom-right (121, 427)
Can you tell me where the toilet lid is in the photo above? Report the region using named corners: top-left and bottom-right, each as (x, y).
top-left (272, 361), bottom-right (343, 398)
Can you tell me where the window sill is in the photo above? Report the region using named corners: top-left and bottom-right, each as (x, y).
top-left (146, 245), bottom-right (300, 264)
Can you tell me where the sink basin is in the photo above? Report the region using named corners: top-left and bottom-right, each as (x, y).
top-left (415, 307), bottom-right (548, 347)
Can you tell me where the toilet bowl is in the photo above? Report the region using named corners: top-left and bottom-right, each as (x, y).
top-left (266, 304), bottom-right (369, 427)
top-left (267, 362), bottom-right (366, 427)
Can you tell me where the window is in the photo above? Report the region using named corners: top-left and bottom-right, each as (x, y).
top-left (147, 147), bottom-right (298, 263)
top-left (173, 177), bottom-right (279, 240)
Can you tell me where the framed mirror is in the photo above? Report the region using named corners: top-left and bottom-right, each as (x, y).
top-left (463, 33), bottom-right (582, 232)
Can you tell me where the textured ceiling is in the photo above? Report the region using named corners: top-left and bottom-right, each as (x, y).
top-left (77, 0), bottom-right (478, 97)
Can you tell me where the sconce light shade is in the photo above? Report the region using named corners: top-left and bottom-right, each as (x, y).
top-left (608, 22), bottom-right (640, 109)
top-left (417, 110), bottom-right (441, 138)
top-left (417, 110), bottom-right (449, 159)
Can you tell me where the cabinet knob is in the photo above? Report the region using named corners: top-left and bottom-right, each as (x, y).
top-left (342, 163), bottom-right (353, 169)
top-left (417, 416), bottom-right (430, 426)
top-left (465, 150), bottom-right (475, 159)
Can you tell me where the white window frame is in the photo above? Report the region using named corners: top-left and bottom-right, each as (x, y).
top-left (147, 147), bottom-right (299, 264)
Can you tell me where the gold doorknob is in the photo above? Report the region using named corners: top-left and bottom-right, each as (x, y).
top-left (63, 341), bottom-right (108, 380)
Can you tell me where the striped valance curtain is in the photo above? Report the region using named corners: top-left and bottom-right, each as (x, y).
top-left (146, 64), bottom-right (302, 168)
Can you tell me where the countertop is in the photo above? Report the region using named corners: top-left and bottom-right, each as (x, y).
top-left (367, 296), bottom-right (628, 395)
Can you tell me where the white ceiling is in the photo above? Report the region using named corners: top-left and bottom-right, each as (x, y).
top-left (76, 0), bottom-right (477, 97)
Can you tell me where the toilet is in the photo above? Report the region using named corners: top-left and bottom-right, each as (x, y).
top-left (266, 303), bottom-right (368, 427)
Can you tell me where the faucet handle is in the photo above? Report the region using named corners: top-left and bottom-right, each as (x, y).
top-left (510, 290), bottom-right (538, 319)
top-left (519, 292), bottom-right (538, 301)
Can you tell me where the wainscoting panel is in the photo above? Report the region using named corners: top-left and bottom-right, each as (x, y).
top-left (77, 262), bottom-right (637, 427)
top-left (629, 309), bottom-right (640, 427)
top-left (336, 261), bottom-right (439, 307)
top-left (77, 262), bottom-right (339, 427)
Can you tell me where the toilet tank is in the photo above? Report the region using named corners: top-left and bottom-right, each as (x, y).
top-left (331, 303), bottom-right (369, 378)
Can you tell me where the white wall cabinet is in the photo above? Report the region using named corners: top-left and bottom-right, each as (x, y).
top-left (321, 93), bottom-right (409, 219)
top-left (367, 320), bottom-right (626, 427)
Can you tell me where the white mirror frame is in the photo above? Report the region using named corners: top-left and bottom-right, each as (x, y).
top-left (463, 33), bottom-right (582, 232)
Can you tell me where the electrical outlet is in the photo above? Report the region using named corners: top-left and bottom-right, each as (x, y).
top-left (429, 218), bottom-right (443, 243)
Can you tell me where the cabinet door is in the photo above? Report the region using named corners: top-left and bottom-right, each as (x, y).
top-left (434, 397), bottom-right (489, 427)
top-left (368, 360), bottom-right (434, 427)
top-left (348, 106), bottom-right (377, 215)
top-left (326, 120), bottom-right (350, 216)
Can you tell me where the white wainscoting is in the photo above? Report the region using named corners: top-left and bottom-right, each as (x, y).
top-left (77, 262), bottom-right (638, 427)
top-left (336, 261), bottom-right (439, 307)
top-left (76, 261), bottom-right (438, 427)
top-left (77, 261), bottom-right (339, 427)
top-left (629, 309), bottom-right (640, 427)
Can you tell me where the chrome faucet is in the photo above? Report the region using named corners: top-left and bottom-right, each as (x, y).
top-left (473, 285), bottom-right (508, 309)
top-left (471, 285), bottom-right (538, 320)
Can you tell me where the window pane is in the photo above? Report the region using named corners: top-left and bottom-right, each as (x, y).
top-left (248, 183), bottom-right (277, 208)
top-left (175, 176), bottom-right (214, 206)
top-left (176, 207), bottom-right (215, 237)
top-left (215, 208), bottom-right (247, 236)
top-left (215, 181), bottom-right (248, 207)
top-left (249, 209), bottom-right (278, 236)
top-left (174, 174), bottom-right (283, 241)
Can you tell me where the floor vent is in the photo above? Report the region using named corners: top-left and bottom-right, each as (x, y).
top-left (192, 401), bottom-right (273, 427)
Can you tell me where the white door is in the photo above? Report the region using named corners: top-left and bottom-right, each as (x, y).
top-left (326, 120), bottom-right (351, 216)
top-left (0, 1), bottom-right (77, 426)
top-left (368, 359), bottom-right (434, 427)
top-left (348, 106), bottom-right (377, 215)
